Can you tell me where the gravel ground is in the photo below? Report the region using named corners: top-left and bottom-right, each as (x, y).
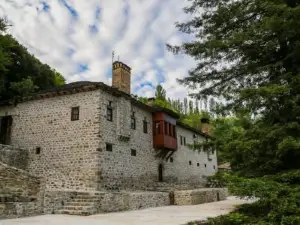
top-left (0, 197), bottom-right (254, 225)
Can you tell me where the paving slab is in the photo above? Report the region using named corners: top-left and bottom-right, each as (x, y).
top-left (0, 197), bottom-right (254, 225)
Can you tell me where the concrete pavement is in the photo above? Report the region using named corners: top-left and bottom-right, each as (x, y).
top-left (0, 197), bottom-right (253, 225)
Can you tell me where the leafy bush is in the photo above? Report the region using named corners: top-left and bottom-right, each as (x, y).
top-left (206, 171), bottom-right (227, 188)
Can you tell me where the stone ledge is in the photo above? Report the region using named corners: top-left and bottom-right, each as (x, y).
top-left (173, 188), bottom-right (228, 205)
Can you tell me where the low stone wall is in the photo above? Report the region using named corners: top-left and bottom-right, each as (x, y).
top-left (43, 191), bottom-right (78, 214)
top-left (0, 144), bottom-right (29, 170)
top-left (0, 162), bottom-right (42, 219)
top-left (174, 188), bottom-right (228, 205)
top-left (0, 202), bottom-right (42, 219)
top-left (127, 192), bottom-right (169, 210)
top-left (0, 162), bottom-right (40, 199)
top-left (97, 191), bottom-right (170, 212)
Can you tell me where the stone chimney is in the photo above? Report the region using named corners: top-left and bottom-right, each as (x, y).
top-left (147, 97), bottom-right (155, 106)
top-left (200, 118), bottom-right (212, 135)
top-left (112, 61), bottom-right (131, 94)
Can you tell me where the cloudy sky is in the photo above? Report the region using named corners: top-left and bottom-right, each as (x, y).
top-left (0, 0), bottom-right (197, 99)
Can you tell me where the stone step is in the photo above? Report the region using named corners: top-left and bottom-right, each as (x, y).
top-left (62, 205), bottom-right (94, 211)
top-left (69, 198), bottom-right (98, 202)
top-left (75, 193), bottom-right (100, 197)
top-left (64, 201), bottom-right (95, 207)
top-left (57, 209), bottom-right (92, 216)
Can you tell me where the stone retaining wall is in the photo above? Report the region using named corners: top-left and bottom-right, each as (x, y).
top-left (97, 191), bottom-right (170, 212)
top-left (174, 188), bottom-right (228, 205)
top-left (0, 162), bottom-right (40, 199)
top-left (0, 162), bottom-right (42, 219)
top-left (43, 191), bottom-right (78, 214)
top-left (0, 144), bottom-right (29, 170)
top-left (0, 202), bottom-right (42, 219)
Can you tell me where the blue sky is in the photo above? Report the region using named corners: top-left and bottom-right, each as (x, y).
top-left (0, 0), bottom-right (196, 99)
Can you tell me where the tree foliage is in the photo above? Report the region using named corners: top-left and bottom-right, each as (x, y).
top-left (0, 18), bottom-right (65, 101)
top-left (172, 0), bottom-right (300, 224)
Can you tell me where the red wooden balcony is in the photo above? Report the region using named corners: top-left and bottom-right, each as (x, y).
top-left (152, 112), bottom-right (177, 150)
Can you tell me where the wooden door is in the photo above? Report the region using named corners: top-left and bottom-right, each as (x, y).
top-left (158, 164), bottom-right (163, 182)
top-left (0, 116), bottom-right (12, 145)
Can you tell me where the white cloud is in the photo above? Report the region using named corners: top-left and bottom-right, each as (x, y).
top-left (0, 0), bottom-right (197, 100)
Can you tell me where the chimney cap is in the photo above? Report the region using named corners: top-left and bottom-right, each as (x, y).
top-left (113, 61), bottom-right (131, 72)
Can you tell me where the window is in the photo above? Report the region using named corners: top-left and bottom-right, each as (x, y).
top-left (36, 147), bottom-right (41, 155)
top-left (197, 163), bottom-right (200, 167)
top-left (169, 124), bottom-right (172, 137)
top-left (170, 157), bottom-right (174, 163)
top-left (154, 121), bottom-right (161, 135)
top-left (71, 106), bottom-right (79, 121)
top-left (189, 161), bottom-right (192, 165)
top-left (180, 136), bottom-right (186, 146)
top-left (205, 164), bottom-right (207, 168)
top-left (213, 165), bottom-right (216, 169)
top-left (107, 101), bottom-right (113, 121)
top-left (173, 126), bottom-right (176, 138)
top-left (164, 121), bottom-right (168, 135)
top-left (106, 143), bottom-right (112, 152)
top-left (143, 119), bottom-right (148, 133)
top-left (131, 112), bottom-right (136, 129)
top-left (131, 149), bottom-right (136, 156)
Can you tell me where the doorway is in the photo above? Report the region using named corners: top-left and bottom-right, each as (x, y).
top-left (158, 164), bottom-right (163, 182)
top-left (0, 116), bottom-right (13, 145)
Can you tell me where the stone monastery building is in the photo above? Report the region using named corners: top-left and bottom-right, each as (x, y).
top-left (0, 61), bottom-right (217, 194)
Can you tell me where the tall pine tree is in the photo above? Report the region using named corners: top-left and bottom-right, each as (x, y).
top-left (170, 0), bottom-right (300, 224)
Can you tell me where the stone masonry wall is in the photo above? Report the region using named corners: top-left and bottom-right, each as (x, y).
top-left (0, 162), bottom-right (42, 219)
top-left (0, 90), bottom-right (102, 191)
top-left (0, 144), bottom-right (29, 170)
top-left (98, 91), bottom-right (159, 190)
top-left (97, 89), bottom-right (218, 190)
top-left (96, 191), bottom-right (170, 212)
top-left (173, 188), bottom-right (228, 205)
top-left (0, 87), bottom-right (218, 193)
top-left (0, 162), bottom-right (40, 199)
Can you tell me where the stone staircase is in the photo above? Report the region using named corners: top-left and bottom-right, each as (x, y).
top-left (57, 192), bottom-right (99, 216)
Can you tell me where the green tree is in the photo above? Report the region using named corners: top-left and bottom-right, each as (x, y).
top-left (154, 84), bottom-right (166, 100)
top-left (0, 18), bottom-right (65, 101)
top-left (171, 0), bottom-right (300, 224)
top-left (184, 97), bottom-right (188, 114)
top-left (188, 100), bottom-right (193, 114)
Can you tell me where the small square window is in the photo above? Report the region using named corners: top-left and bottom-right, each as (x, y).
top-left (170, 157), bottom-right (174, 163)
top-left (189, 161), bottom-right (192, 165)
top-left (205, 164), bottom-right (207, 168)
top-left (106, 143), bottom-right (112, 152)
top-left (131, 149), bottom-right (136, 156)
top-left (71, 107), bottom-right (79, 121)
top-left (143, 120), bottom-right (148, 133)
top-left (197, 163), bottom-right (200, 167)
top-left (213, 165), bottom-right (216, 169)
top-left (36, 147), bottom-right (41, 155)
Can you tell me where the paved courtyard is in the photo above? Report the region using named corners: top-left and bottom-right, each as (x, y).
top-left (0, 197), bottom-right (253, 225)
